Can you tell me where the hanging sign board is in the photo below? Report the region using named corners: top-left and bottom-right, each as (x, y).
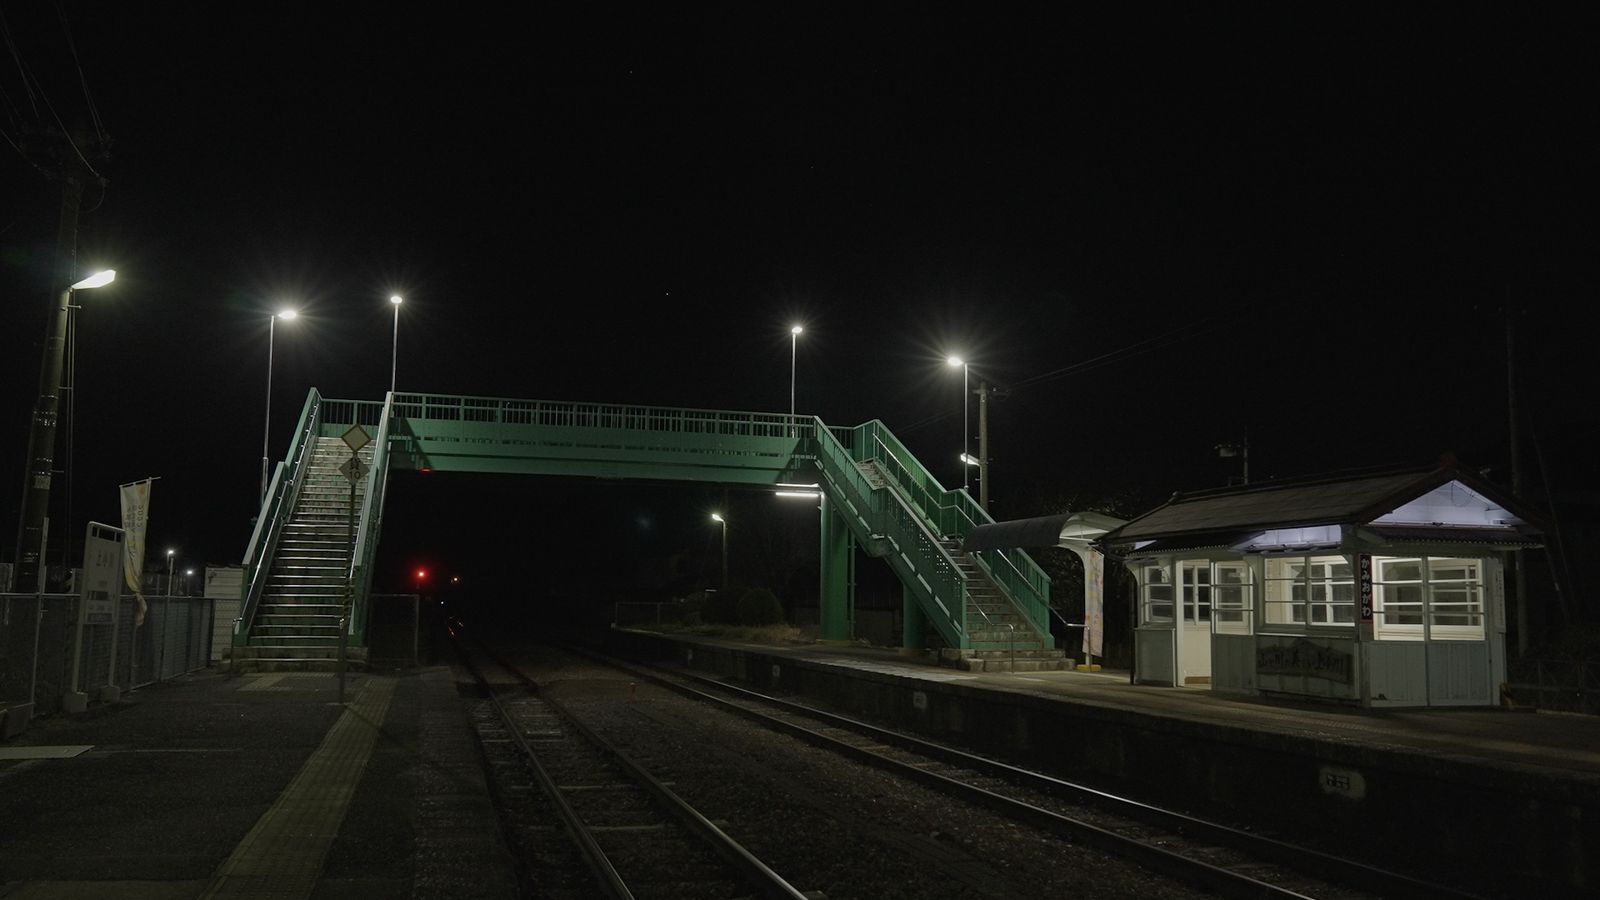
top-left (1357, 553), bottom-right (1374, 623)
top-left (1084, 549), bottom-right (1105, 658)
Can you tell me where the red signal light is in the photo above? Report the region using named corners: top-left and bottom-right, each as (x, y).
top-left (414, 567), bottom-right (429, 583)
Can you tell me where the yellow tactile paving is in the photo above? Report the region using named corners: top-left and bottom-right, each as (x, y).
top-left (200, 677), bottom-right (396, 899)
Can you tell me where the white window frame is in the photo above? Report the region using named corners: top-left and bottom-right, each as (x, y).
top-left (1212, 561), bottom-right (1254, 635)
top-left (1140, 562), bottom-right (1174, 625)
top-left (1262, 554), bottom-right (1355, 631)
top-left (1180, 560), bottom-right (1211, 625)
top-left (1373, 555), bottom-right (1485, 641)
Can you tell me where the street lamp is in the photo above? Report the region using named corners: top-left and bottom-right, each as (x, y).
top-left (184, 568), bottom-right (194, 597)
top-left (12, 268), bottom-right (116, 593)
top-left (789, 324), bottom-right (803, 436)
top-left (166, 548), bottom-right (176, 597)
top-left (946, 356), bottom-right (969, 493)
top-left (260, 308), bottom-right (298, 506)
top-left (710, 512), bottom-right (728, 589)
top-left (389, 294), bottom-right (403, 396)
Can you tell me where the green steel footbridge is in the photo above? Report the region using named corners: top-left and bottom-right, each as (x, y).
top-left (237, 390), bottom-right (1058, 670)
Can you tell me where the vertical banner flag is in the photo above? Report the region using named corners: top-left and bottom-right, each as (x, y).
top-left (1084, 548), bottom-right (1105, 659)
top-left (119, 478), bottom-right (153, 626)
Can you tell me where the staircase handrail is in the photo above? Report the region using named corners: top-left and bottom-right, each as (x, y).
top-left (858, 421), bottom-right (1053, 645)
top-left (812, 422), bottom-right (970, 646)
top-left (347, 393), bottom-right (395, 643)
top-left (237, 388), bottom-right (323, 646)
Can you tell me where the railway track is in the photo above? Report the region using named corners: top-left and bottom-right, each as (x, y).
top-left (559, 641), bottom-right (1488, 900)
top-left (450, 623), bottom-right (817, 899)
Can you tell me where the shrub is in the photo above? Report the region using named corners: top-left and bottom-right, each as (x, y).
top-left (737, 587), bottom-right (785, 627)
top-left (702, 587), bottom-right (740, 625)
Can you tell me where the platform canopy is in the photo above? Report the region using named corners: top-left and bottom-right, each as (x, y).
top-left (961, 510), bottom-right (1127, 552)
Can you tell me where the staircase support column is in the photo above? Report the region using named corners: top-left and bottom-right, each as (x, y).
top-left (818, 495), bottom-right (852, 644)
top-left (901, 584), bottom-right (927, 655)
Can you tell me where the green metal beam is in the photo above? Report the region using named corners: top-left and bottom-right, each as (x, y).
top-left (248, 391), bottom-right (1053, 658)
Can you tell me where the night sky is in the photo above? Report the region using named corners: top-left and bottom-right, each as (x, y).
top-left (2, 5), bottom-right (1591, 603)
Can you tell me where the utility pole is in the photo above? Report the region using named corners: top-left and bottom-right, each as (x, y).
top-left (13, 121), bottom-right (108, 593)
top-left (977, 381), bottom-right (990, 510)
top-left (1506, 301), bottom-right (1528, 655)
top-left (972, 377), bottom-right (1009, 511)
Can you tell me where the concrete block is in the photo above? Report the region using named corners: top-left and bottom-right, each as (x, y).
top-left (99, 684), bottom-right (122, 704)
top-left (61, 691), bottom-right (89, 714)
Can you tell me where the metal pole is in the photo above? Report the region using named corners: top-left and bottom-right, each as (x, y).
top-left (961, 363), bottom-right (969, 493)
top-left (977, 380), bottom-right (989, 509)
top-left (339, 461), bottom-right (355, 703)
top-left (261, 315), bottom-right (276, 507)
top-left (391, 302), bottom-right (400, 396)
top-left (29, 594), bottom-right (44, 709)
top-left (160, 595), bottom-right (170, 679)
top-left (789, 327), bottom-right (799, 436)
top-left (721, 520), bottom-right (728, 590)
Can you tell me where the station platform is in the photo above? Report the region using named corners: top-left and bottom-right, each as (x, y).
top-left (0, 667), bottom-right (518, 900)
top-left (672, 634), bottom-right (1600, 784)
top-left (602, 627), bottom-right (1600, 895)
top-left (6, 635), bottom-right (1597, 897)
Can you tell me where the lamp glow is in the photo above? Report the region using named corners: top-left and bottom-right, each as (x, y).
top-left (72, 269), bottom-right (116, 290)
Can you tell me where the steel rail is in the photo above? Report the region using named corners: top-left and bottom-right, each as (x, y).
top-left (448, 623), bottom-right (633, 898)
top-left (459, 630), bottom-right (813, 900)
top-left (577, 645), bottom-right (1484, 900)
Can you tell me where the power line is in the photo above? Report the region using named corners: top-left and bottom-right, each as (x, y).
top-left (895, 307), bottom-right (1251, 435)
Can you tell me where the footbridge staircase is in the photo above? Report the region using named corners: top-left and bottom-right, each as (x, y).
top-left (237, 391), bottom-right (1061, 672)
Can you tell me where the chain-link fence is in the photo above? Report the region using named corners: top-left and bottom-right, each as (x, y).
top-left (1505, 657), bottom-right (1600, 715)
top-left (1, 591), bottom-right (215, 726)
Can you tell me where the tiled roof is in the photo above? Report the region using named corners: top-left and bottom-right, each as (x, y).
top-left (1110, 468), bottom-right (1438, 541)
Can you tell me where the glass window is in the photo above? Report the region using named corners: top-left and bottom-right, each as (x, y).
top-left (1372, 556), bottom-right (1485, 640)
top-left (1181, 560), bottom-right (1211, 623)
top-left (1213, 562), bottom-right (1254, 634)
top-left (1375, 557), bottom-right (1424, 634)
top-left (1141, 564), bottom-right (1173, 624)
top-left (1428, 557), bottom-right (1483, 637)
top-left (1263, 555), bottom-right (1354, 630)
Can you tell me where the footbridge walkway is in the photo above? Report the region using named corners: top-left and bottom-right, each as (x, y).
top-left (236, 391), bottom-right (1055, 671)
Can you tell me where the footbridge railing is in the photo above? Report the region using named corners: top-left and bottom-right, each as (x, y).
top-left (833, 420), bottom-right (1053, 646)
top-left (812, 422), bottom-right (972, 647)
top-left (245, 390), bottom-right (1048, 653)
top-left (238, 389), bottom-right (323, 646)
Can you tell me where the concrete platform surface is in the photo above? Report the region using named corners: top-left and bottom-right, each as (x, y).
top-left (0, 667), bottom-right (518, 900)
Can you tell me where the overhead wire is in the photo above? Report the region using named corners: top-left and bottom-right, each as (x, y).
top-left (55, 0), bottom-right (106, 143)
top-left (894, 305), bottom-right (1253, 435)
top-left (0, 3), bottom-right (107, 181)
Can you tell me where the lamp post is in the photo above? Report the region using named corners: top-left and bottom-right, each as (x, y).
top-left (260, 308), bottom-right (298, 506)
top-left (789, 324), bottom-right (803, 436)
top-left (166, 548), bottom-right (176, 596)
top-left (12, 269), bottom-right (116, 593)
top-left (389, 294), bottom-right (403, 396)
top-left (946, 356), bottom-right (970, 493)
top-left (710, 512), bottom-right (728, 589)
top-left (184, 568), bottom-right (194, 597)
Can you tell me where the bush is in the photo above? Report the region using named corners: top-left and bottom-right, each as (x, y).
top-left (702, 587), bottom-right (740, 625)
top-left (737, 587), bottom-right (785, 627)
